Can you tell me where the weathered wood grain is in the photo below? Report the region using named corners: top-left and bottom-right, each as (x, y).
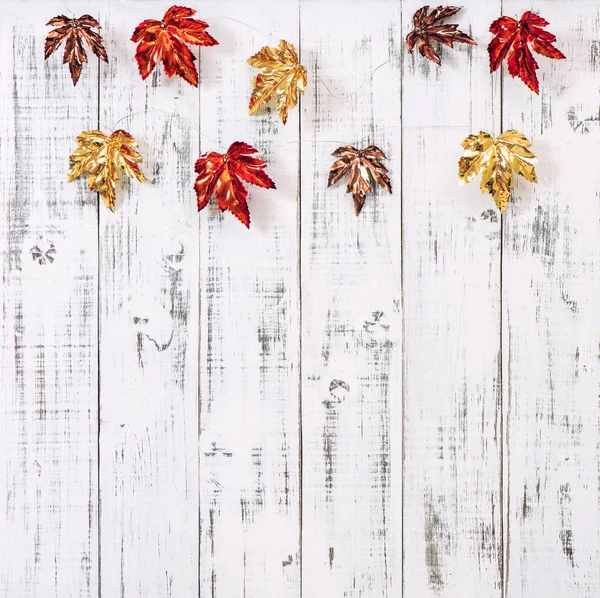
top-left (0, 2), bottom-right (99, 596)
top-left (300, 1), bottom-right (402, 596)
top-left (197, 3), bottom-right (301, 596)
top-left (401, 2), bottom-right (503, 597)
top-left (98, 2), bottom-right (199, 597)
top-left (502, 2), bottom-right (600, 596)
top-left (5, 2), bottom-right (600, 597)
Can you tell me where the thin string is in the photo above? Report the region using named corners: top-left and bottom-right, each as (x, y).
top-left (204, 16), bottom-right (274, 43)
top-left (315, 60), bottom-right (392, 100)
top-left (77, 86), bottom-right (468, 150)
top-left (74, 16), bottom-right (471, 148)
top-left (74, 85), bottom-right (225, 150)
top-left (111, 109), bottom-right (224, 150)
top-left (272, 128), bottom-right (403, 150)
top-left (272, 125), bottom-right (470, 150)
top-left (204, 16), bottom-right (394, 101)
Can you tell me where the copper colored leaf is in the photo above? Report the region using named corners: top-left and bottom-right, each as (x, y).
top-left (194, 142), bottom-right (276, 228)
top-left (131, 5), bottom-right (218, 87)
top-left (68, 130), bottom-right (146, 211)
top-left (406, 5), bottom-right (476, 65)
top-left (247, 39), bottom-right (307, 125)
top-left (327, 145), bottom-right (392, 215)
top-left (488, 11), bottom-right (565, 93)
top-left (458, 130), bottom-right (537, 212)
top-left (44, 14), bottom-right (108, 85)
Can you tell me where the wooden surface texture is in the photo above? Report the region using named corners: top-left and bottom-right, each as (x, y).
top-left (1, 1), bottom-right (598, 597)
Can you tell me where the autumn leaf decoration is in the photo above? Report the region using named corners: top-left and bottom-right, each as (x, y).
top-left (194, 142), bottom-right (276, 228)
top-left (68, 130), bottom-right (146, 211)
top-left (458, 130), bottom-right (537, 213)
top-left (406, 6), bottom-right (476, 64)
top-left (44, 15), bottom-right (108, 85)
top-left (327, 145), bottom-right (392, 215)
top-left (131, 5), bottom-right (218, 87)
top-left (488, 11), bottom-right (565, 93)
top-left (248, 40), bottom-right (307, 125)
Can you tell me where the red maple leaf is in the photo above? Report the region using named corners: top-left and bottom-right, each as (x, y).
top-left (488, 11), bottom-right (565, 93)
top-left (44, 15), bottom-right (108, 85)
top-left (194, 142), bottom-right (276, 228)
top-left (131, 5), bottom-right (218, 87)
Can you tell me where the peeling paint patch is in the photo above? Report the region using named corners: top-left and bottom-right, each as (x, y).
top-left (558, 483), bottom-right (575, 567)
top-left (424, 496), bottom-right (447, 591)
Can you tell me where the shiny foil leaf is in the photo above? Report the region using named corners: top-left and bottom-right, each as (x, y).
top-left (406, 5), bottom-right (476, 64)
top-left (44, 14), bottom-right (108, 85)
top-left (247, 39), bottom-right (307, 125)
top-left (488, 11), bottom-right (565, 93)
top-left (327, 145), bottom-right (392, 215)
top-left (131, 5), bottom-right (218, 87)
top-left (68, 130), bottom-right (146, 211)
top-left (458, 130), bottom-right (537, 212)
top-left (194, 142), bottom-right (276, 228)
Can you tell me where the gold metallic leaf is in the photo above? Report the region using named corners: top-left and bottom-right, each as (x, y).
top-left (458, 130), bottom-right (537, 212)
top-left (67, 129), bottom-right (146, 210)
top-left (247, 39), bottom-right (307, 125)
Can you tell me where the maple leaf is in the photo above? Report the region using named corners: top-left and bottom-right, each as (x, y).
top-left (327, 145), bottom-right (392, 215)
top-left (458, 130), bottom-right (537, 212)
top-left (67, 130), bottom-right (146, 211)
top-left (194, 142), bottom-right (276, 228)
top-left (131, 5), bottom-right (218, 87)
top-left (406, 5), bottom-right (476, 65)
top-left (488, 11), bottom-right (565, 93)
top-left (247, 40), bottom-right (307, 125)
top-left (44, 14), bottom-right (108, 85)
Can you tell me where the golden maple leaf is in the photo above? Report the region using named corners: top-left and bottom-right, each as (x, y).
top-left (247, 39), bottom-right (307, 125)
top-left (458, 130), bottom-right (537, 212)
top-left (67, 129), bottom-right (146, 211)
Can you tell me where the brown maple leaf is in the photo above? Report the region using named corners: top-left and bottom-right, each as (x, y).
top-left (131, 5), bottom-right (218, 87)
top-left (327, 145), bottom-right (392, 215)
top-left (488, 11), bottom-right (565, 94)
top-left (44, 14), bottom-right (108, 85)
top-left (194, 142), bottom-right (276, 228)
top-left (406, 5), bottom-right (476, 64)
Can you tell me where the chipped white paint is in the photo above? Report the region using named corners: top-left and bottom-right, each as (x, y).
top-left (1, 1), bottom-right (599, 598)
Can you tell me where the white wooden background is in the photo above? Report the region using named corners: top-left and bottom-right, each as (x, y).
top-left (1, 1), bottom-right (599, 597)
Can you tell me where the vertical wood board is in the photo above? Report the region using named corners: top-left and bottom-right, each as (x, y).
top-left (0, 2), bottom-right (99, 597)
top-left (401, 2), bottom-right (503, 597)
top-left (503, 2), bottom-right (600, 596)
top-left (198, 3), bottom-right (301, 597)
top-left (99, 2), bottom-right (199, 597)
top-left (301, 1), bottom-right (402, 596)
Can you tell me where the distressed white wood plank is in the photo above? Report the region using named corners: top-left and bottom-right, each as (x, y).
top-left (0, 3), bottom-right (99, 596)
top-left (300, 1), bottom-right (402, 596)
top-left (502, 2), bottom-right (600, 596)
top-left (198, 3), bottom-right (300, 597)
top-left (98, 2), bottom-right (199, 597)
top-left (401, 2), bottom-right (502, 597)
